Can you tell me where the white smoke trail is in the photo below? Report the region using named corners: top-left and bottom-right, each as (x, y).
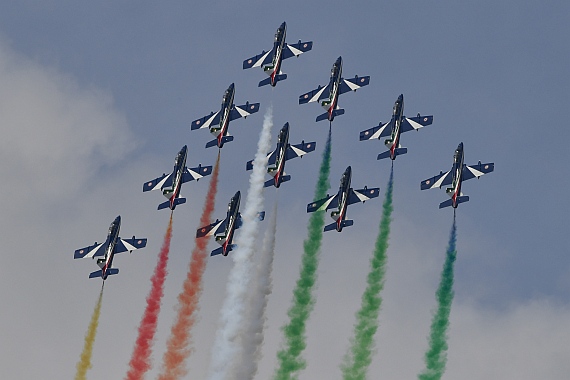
top-left (207, 106), bottom-right (273, 380)
top-left (232, 201), bottom-right (278, 380)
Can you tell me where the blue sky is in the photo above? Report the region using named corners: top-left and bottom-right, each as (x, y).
top-left (0, 1), bottom-right (569, 378)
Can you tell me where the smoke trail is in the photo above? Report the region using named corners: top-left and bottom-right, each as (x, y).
top-left (233, 200), bottom-right (279, 380)
top-left (274, 127), bottom-right (332, 380)
top-left (207, 106), bottom-right (273, 380)
top-left (125, 214), bottom-right (174, 380)
top-left (341, 167), bottom-right (394, 380)
top-left (417, 217), bottom-right (457, 380)
top-left (75, 284), bottom-right (104, 380)
top-left (158, 152), bottom-right (221, 380)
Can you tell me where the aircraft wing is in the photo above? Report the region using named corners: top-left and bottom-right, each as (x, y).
top-left (281, 41), bottom-right (313, 60)
top-left (229, 102), bottom-right (261, 121)
top-left (299, 84), bottom-right (331, 104)
top-left (114, 237), bottom-right (148, 254)
top-left (182, 165), bottom-right (213, 183)
top-left (246, 149), bottom-right (278, 171)
top-left (307, 194), bottom-right (339, 213)
top-left (400, 115), bottom-right (434, 133)
top-left (243, 50), bottom-right (273, 69)
top-left (74, 242), bottom-right (107, 259)
top-left (421, 170), bottom-right (453, 190)
top-left (191, 111), bottom-right (221, 130)
top-left (143, 172), bottom-right (173, 192)
top-left (359, 121), bottom-right (392, 141)
top-left (339, 76), bottom-right (370, 95)
top-left (285, 141), bottom-right (316, 160)
top-left (347, 187), bottom-right (380, 205)
top-left (196, 219), bottom-right (226, 238)
top-left (461, 162), bottom-right (494, 181)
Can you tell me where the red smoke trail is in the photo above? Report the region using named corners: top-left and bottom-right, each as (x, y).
top-left (158, 152), bottom-right (220, 380)
top-left (124, 213), bottom-right (174, 380)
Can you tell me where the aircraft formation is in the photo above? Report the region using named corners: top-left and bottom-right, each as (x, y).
top-left (73, 20), bottom-right (494, 279)
top-left (71, 20), bottom-right (496, 380)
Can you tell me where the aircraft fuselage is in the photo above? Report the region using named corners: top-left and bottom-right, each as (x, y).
top-left (99, 216), bottom-right (121, 280)
top-left (217, 191), bottom-right (241, 256)
top-left (270, 123), bottom-right (290, 187)
top-left (163, 145), bottom-right (188, 208)
top-left (448, 143), bottom-right (465, 208)
top-left (265, 22), bottom-right (287, 86)
top-left (214, 83), bottom-right (236, 147)
top-left (332, 166), bottom-right (352, 232)
top-left (323, 56), bottom-right (343, 121)
top-left (387, 94), bottom-right (405, 160)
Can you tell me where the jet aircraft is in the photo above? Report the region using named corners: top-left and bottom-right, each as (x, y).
top-left (421, 142), bottom-right (494, 209)
top-left (243, 22), bottom-right (313, 87)
top-left (299, 56), bottom-right (370, 122)
top-left (360, 94), bottom-right (433, 160)
top-left (73, 216), bottom-right (147, 280)
top-left (246, 122), bottom-right (316, 188)
top-left (196, 191), bottom-right (265, 256)
top-left (191, 83), bottom-right (260, 148)
top-left (143, 145), bottom-right (212, 210)
top-left (307, 166), bottom-right (379, 232)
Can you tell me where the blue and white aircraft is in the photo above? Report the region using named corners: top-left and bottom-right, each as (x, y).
top-left (196, 191), bottom-right (265, 256)
top-left (307, 166), bottom-right (379, 232)
top-left (191, 83), bottom-right (260, 148)
top-left (299, 56), bottom-right (370, 122)
top-left (421, 142), bottom-right (494, 209)
top-left (360, 94), bottom-right (433, 160)
top-left (243, 22), bottom-right (313, 87)
top-left (246, 122), bottom-right (316, 188)
top-left (143, 145), bottom-right (212, 210)
top-left (73, 216), bottom-right (147, 280)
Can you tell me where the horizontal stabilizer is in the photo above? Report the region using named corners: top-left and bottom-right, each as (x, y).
top-left (377, 151), bottom-right (392, 160)
top-left (258, 74), bottom-right (287, 87)
top-left (106, 268), bottom-right (119, 276)
top-left (158, 197), bottom-right (186, 210)
top-left (316, 109), bottom-right (344, 122)
top-left (211, 247), bottom-right (225, 256)
top-left (439, 195), bottom-right (470, 209)
top-left (89, 270), bottom-right (102, 279)
top-left (394, 147), bottom-right (407, 156)
top-left (323, 219), bottom-right (353, 232)
top-left (205, 139), bottom-right (219, 149)
top-left (323, 222), bottom-right (337, 232)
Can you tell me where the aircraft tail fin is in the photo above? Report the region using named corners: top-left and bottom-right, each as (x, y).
top-left (157, 197), bottom-right (186, 210)
top-left (259, 74), bottom-right (287, 87)
top-left (264, 175), bottom-right (291, 188)
top-left (439, 196), bottom-right (469, 209)
top-left (323, 219), bottom-right (353, 232)
top-left (211, 244), bottom-right (237, 257)
top-left (316, 108), bottom-right (344, 122)
top-left (377, 148), bottom-right (408, 160)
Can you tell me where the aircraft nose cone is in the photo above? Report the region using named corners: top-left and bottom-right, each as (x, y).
top-left (345, 166), bottom-right (352, 174)
top-left (228, 83), bottom-right (235, 90)
top-left (280, 21), bottom-right (286, 29)
top-left (336, 56), bottom-right (342, 65)
top-left (115, 215), bottom-right (121, 223)
top-left (398, 94), bottom-right (404, 102)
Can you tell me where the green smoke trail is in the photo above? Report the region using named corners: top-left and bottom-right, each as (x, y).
top-left (274, 128), bottom-right (332, 380)
top-left (418, 218), bottom-right (457, 380)
top-left (341, 167), bottom-right (394, 380)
